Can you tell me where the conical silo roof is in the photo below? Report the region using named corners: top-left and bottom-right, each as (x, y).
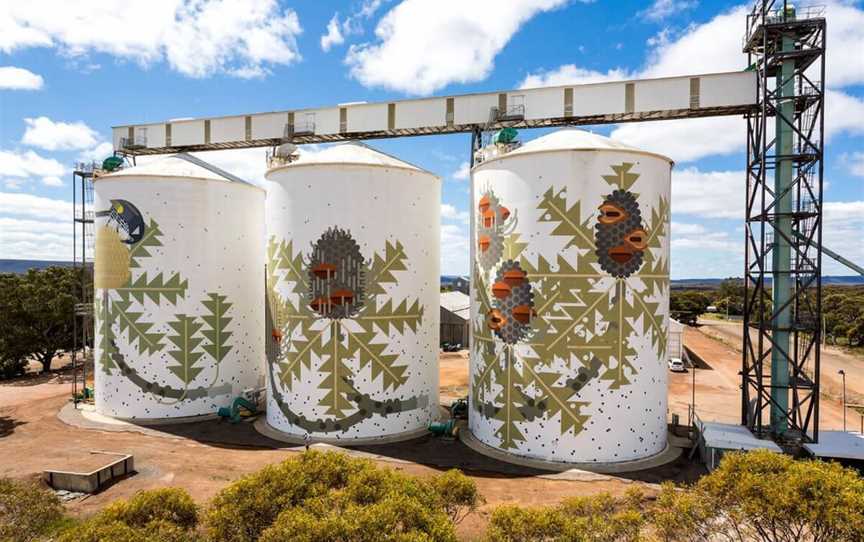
top-left (99, 153), bottom-right (257, 186)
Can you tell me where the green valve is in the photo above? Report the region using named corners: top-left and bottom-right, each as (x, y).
top-left (492, 127), bottom-right (518, 145)
top-left (102, 156), bottom-right (124, 172)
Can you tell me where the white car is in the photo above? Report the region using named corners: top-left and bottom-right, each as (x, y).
top-left (668, 358), bottom-right (686, 372)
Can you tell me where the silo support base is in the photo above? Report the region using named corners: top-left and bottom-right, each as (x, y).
top-left (458, 422), bottom-right (681, 474)
top-left (253, 417), bottom-right (433, 447)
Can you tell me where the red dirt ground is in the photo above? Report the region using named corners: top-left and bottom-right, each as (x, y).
top-left (1, 329), bottom-right (859, 538)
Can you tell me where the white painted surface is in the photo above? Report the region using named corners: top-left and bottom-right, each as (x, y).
top-left (93, 157), bottom-right (265, 420)
top-left (469, 129), bottom-right (671, 463)
top-left (265, 143), bottom-right (440, 440)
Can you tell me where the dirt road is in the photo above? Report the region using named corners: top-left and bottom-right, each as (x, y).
top-left (669, 324), bottom-right (851, 430)
top-left (698, 318), bottom-right (864, 406)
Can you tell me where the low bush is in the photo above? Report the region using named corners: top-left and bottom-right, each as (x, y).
top-left (204, 450), bottom-right (476, 542)
top-left (486, 490), bottom-right (646, 542)
top-left (0, 478), bottom-right (64, 542)
top-left (59, 488), bottom-right (200, 542)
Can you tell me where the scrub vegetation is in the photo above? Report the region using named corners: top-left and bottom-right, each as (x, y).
top-left (2, 450), bottom-right (862, 541)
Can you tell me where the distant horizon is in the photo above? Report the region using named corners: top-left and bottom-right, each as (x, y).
top-left (4, 259), bottom-right (863, 284)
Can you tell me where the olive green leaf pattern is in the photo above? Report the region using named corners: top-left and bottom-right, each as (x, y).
top-left (201, 293), bottom-right (233, 363)
top-left (128, 218), bottom-right (163, 268)
top-left (367, 240), bottom-right (407, 295)
top-left (472, 163), bottom-right (670, 450)
top-left (113, 298), bottom-right (165, 356)
top-left (268, 235), bottom-right (423, 423)
top-left (319, 321), bottom-right (354, 417)
top-left (356, 299), bottom-right (424, 335)
top-left (98, 294), bottom-right (118, 373)
top-left (492, 348), bottom-right (529, 450)
top-left (115, 272), bottom-right (188, 304)
top-left (537, 187), bottom-right (595, 250)
top-left (346, 327), bottom-right (407, 391)
top-left (166, 315), bottom-right (205, 385)
top-left (602, 162), bottom-right (640, 192)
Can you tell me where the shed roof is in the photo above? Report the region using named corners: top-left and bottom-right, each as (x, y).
top-left (440, 291), bottom-right (470, 321)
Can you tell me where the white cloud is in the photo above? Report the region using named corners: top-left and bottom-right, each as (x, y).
top-left (346, 0), bottom-right (568, 95)
top-left (441, 223), bottom-right (469, 276)
top-left (78, 142), bottom-right (116, 163)
top-left (842, 152), bottom-right (864, 178)
top-left (826, 89), bottom-right (864, 140)
top-left (522, 2), bottom-right (864, 164)
top-left (188, 147), bottom-right (270, 188)
top-left (670, 222), bottom-right (739, 252)
top-left (0, 0), bottom-right (302, 79)
top-left (321, 1), bottom-right (383, 52)
top-left (0, 66), bottom-right (43, 89)
top-left (441, 203), bottom-right (469, 223)
top-left (520, 65), bottom-right (632, 88)
top-left (823, 200), bottom-right (864, 275)
top-left (640, 0), bottom-right (698, 22)
top-left (0, 191), bottom-right (70, 221)
top-left (0, 150), bottom-right (67, 185)
top-left (0, 217), bottom-right (73, 260)
top-left (41, 176), bottom-right (64, 187)
top-left (452, 161), bottom-right (470, 181)
top-left (22, 116), bottom-right (100, 151)
top-left (612, 116), bottom-right (745, 163)
top-left (321, 15), bottom-right (345, 52)
top-left (671, 167), bottom-right (743, 219)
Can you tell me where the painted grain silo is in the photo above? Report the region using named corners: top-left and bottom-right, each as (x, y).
top-left (469, 129), bottom-right (672, 465)
top-left (264, 142), bottom-right (440, 443)
top-left (93, 153), bottom-right (265, 421)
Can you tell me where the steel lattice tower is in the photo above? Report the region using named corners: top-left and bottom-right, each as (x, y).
top-left (742, 1), bottom-right (826, 444)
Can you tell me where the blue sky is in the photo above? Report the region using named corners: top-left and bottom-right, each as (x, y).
top-left (1, 0), bottom-right (862, 278)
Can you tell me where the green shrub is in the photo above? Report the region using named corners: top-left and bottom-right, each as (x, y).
top-left (204, 450), bottom-right (370, 541)
top-left (486, 505), bottom-right (563, 542)
top-left (100, 487), bottom-right (198, 529)
top-left (59, 488), bottom-right (199, 542)
top-left (0, 477), bottom-right (63, 542)
top-left (429, 468), bottom-right (482, 524)
top-left (694, 449), bottom-right (864, 542)
top-left (205, 450), bottom-right (469, 542)
top-left (487, 492), bottom-right (644, 542)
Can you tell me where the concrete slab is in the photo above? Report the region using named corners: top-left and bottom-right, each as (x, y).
top-left (458, 423), bottom-right (682, 474)
top-left (803, 431), bottom-right (864, 460)
top-left (44, 451), bottom-right (133, 493)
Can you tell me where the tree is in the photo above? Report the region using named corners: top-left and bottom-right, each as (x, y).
top-left (689, 449), bottom-right (864, 542)
top-left (671, 290), bottom-right (712, 326)
top-left (0, 267), bottom-right (88, 376)
top-left (0, 273), bottom-right (30, 378)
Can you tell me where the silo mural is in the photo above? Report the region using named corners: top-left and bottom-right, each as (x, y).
top-left (93, 154), bottom-right (265, 420)
top-left (470, 130), bottom-right (672, 464)
top-left (265, 143), bottom-right (440, 442)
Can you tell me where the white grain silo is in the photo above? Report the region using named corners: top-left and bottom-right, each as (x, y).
top-left (264, 142), bottom-right (439, 443)
top-left (469, 129), bottom-right (672, 465)
top-left (93, 153), bottom-right (265, 421)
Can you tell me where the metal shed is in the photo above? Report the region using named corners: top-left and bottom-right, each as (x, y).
top-left (440, 291), bottom-right (470, 348)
